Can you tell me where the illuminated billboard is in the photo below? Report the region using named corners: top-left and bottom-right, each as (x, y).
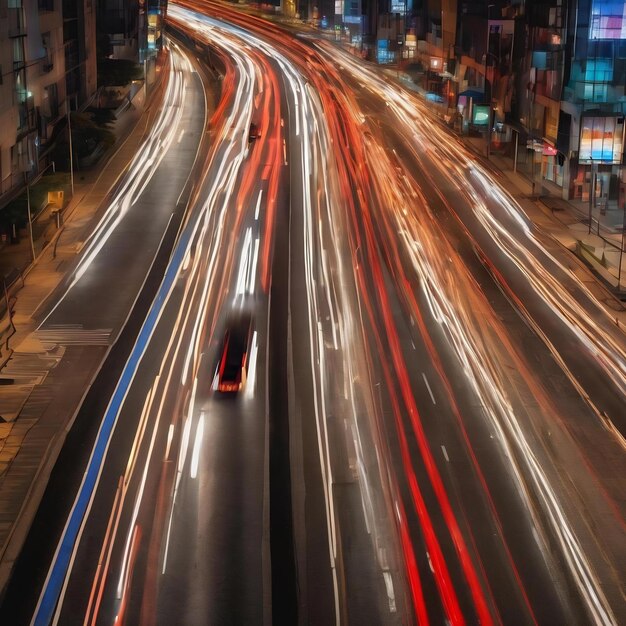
top-left (590, 0), bottom-right (626, 39)
top-left (472, 105), bottom-right (490, 126)
top-left (579, 116), bottom-right (624, 164)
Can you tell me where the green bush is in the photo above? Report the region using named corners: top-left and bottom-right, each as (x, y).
top-left (98, 58), bottom-right (143, 87)
top-left (66, 112), bottom-right (115, 160)
top-left (0, 172), bottom-right (71, 231)
top-left (50, 112), bottom-right (115, 168)
top-left (86, 106), bottom-right (116, 127)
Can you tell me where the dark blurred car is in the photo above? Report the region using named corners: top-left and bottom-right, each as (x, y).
top-left (216, 314), bottom-right (252, 393)
top-left (248, 123), bottom-right (260, 142)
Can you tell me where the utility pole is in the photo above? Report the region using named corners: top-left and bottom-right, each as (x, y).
top-left (485, 4), bottom-right (495, 157)
top-left (588, 162), bottom-right (597, 235)
top-left (618, 201), bottom-right (625, 290)
top-left (529, 79), bottom-right (538, 198)
top-left (67, 105), bottom-right (75, 196)
top-left (24, 172), bottom-right (36, 262)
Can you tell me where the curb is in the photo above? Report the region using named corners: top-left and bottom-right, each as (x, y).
top-left (0, 53), bottom-right (172, 354)
top-left (0, 54), bottom-right (172, 600)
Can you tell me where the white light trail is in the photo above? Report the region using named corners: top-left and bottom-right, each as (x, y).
top-left (190, 411), bottom-right (205, 479)
top-left (245, 331), bottom-right (258, 399)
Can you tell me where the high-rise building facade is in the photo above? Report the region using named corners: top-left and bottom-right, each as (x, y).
top-left (0, 0), bottom-right (96, 208)
top-left (97, 0), bottom-right (140, 61)
top-left (63, 0), bottom-right (97, 109)
top-left (97, 0), bottom-right (167, 90)
top-left (562, 0), bottom-right (626, 206)
top-left (446, 1), bottom-right (515, 138)
top-left (510, 0), bottom-right (568, 189)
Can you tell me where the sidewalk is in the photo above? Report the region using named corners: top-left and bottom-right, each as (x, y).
top-left (469, 136), bottom-right (626, 291)
top-left (0, 84), bottom-right (147, 321)
top-left (463, 135), bottom-right (626, 324)
top-left (0, 61), bottom-right (168, 591)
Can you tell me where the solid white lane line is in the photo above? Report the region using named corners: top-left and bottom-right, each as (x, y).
top-left (255, 188), bottom-right (263, 220)
top-left (190, 411), bottom-right (205, 479)
top-left (422, 372), bottom-right (436, 404)
top-left (382, 571), bottom-right (397, 613)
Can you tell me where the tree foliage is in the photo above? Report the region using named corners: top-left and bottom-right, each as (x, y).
top-left (97, 58), bottom-right (143, 87)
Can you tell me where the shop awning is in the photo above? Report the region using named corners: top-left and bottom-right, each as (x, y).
top-left (459, 88), bottom-right (484, 101)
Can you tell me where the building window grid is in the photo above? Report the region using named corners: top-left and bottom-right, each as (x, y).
top-left (590, 0), bottom-right (626, 40)
top-left (584, 57), bottom-right (613, 82)
top-left (41, 32), bottom-right (54, 72)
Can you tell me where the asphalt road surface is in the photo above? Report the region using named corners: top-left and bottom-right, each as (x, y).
top-left (1, 5), bottom-right (624, 626)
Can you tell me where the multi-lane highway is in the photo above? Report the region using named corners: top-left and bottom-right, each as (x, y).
top-left (0, 2), bottom-right (624, 625)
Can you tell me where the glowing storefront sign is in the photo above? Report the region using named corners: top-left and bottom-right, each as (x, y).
top-left (147, 10), bottom-right (160, 50)
top-left (472, 105), bottom-right (490, 126)
top-left (579, 116), bottom-right (624, 164)
top-left (430, 57), bottom-right (442, 70)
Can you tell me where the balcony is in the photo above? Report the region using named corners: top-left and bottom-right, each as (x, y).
top-left (8, 7), bottom-right (26, 37)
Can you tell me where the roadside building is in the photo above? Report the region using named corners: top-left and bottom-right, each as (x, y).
top-left (63, 0), bottom-right (97, 109)
top-left (449, 2), bottom-right (515, 143)
top-left (96, 0), bottom-right (140, 61)
top-left (412, 0), bottom-right (457, 98)
top-left (0, 0), bottom-right (96, 211)
top-left (97, 0), bottom-right (167, 89)
top-left (512, 0), bottom-right (568, 193)
top-left (562, 0), bottom-right (626, 210)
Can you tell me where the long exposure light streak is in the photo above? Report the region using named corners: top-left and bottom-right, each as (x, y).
top-left (311, 41), bottom-right (620, 625)
top-left (31, 28), bottom-right (270, 623)
top-left (28, 3), bottom-right (625, 625)
top-left (40, 48), bottom-right (188, 324)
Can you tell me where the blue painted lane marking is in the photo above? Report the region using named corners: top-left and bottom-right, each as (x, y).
top-left (34, 227), bottom-right (192, 626)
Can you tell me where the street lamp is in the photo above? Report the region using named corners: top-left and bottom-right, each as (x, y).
top-left (23, 171), bottom-right (36, 262)
top-left (587, 162), bottom-right (598, 235)
top-left (441, 7), bottom-right (446, 63)
top-left (67, 104), bottom-right (75, 196)
top-left (618, 204), bottom-right (625, 290)
top-left (527, 78), bottom-right (538, 197)
top-left (485, 5), bottom-right (495, 157)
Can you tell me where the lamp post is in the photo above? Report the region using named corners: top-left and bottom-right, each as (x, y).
top-left (441, 6), bottom-right (446, 66)
top-left (485, 4), bottom-right (495, 157)
top-left (485, 51), bottom-right (499, 159)
top-left (23, 171), bottom-right (36, 262)
top-left (442, 5), bottom-right (454, 106)
top-left (67, 104), bottom-right (75, 196)
top-left (618, 202), bottom-right (625, 290)
top-left (588, 162), bottom-right (597, 235)
top-left (528, 78), bottom-right (538, 197)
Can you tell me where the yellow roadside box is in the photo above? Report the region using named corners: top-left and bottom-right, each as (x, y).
top-left (48, 190), bottom-right (64, 208)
